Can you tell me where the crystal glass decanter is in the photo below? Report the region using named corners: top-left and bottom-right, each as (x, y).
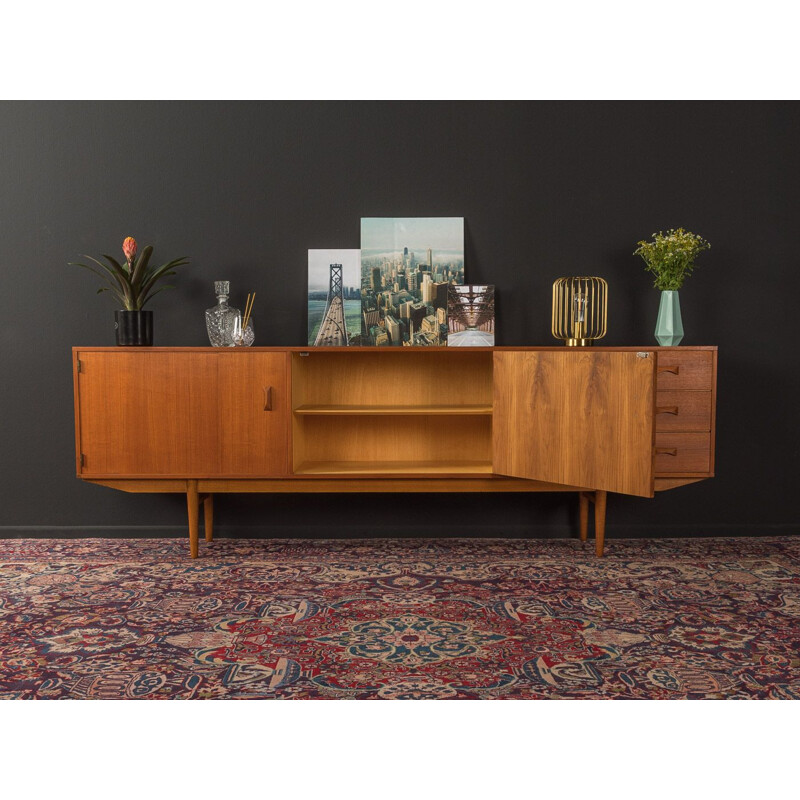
top-left (205, 281), bottom-right (241, 347)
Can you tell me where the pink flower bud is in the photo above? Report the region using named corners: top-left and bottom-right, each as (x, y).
top-left (122, 237), bottom-right (137, 263)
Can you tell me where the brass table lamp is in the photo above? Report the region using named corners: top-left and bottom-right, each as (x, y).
top-left (552, 276), bottom-right (608, 346)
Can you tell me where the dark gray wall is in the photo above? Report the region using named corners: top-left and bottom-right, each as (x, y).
top-left (1, 101), bottom-right (797, 539)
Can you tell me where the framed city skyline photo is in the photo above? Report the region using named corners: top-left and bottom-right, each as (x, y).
top-left (447, 285), bottom-right (495, 346)
top-left (360, 217), bottom-right (465, 346)
top-left (308, 249), bottom-right (362, 346)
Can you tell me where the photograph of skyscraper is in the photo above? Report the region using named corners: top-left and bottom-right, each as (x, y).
top-left (308, 249), bottom-right (362, 346)
top-left (360, 217), bottom-right (465, 346)
top-left (448, 285), bottom-right (495, 346)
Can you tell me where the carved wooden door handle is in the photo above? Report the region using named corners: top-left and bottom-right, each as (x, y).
top-left (658, 365), bottom-right (680, 375)
top-left (263, 386), bottom-right (273, 411)
top-left (656, 406), bottom-right (679, 415)
top-left (656, 447), bottom-right (678, 456)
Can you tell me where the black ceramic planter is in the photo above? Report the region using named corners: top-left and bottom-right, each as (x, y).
top-left (115, 310), bottom-right (153, 346)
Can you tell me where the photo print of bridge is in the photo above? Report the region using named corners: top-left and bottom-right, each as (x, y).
top-left (308, 249), bottom-right (362, 346)
top-left (447, 285), bottom-right (495, 346)
top-left (360, 217), bottom-right (465, 346)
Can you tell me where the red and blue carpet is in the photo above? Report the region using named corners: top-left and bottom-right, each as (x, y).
top-left (0, 536), bottom-right (798, 699)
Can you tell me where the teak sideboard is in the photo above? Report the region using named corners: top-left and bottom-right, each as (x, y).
top-left (71, 346), bottom-right (717, 557)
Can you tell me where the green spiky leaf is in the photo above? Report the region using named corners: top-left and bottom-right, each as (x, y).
top-left (131, 245), bottom-right (153, 291)
top-left (140, 258), bottom-right (189, 298)
top-left (140, 284), bottom-right (176, 307)
top-left (70, 245), bottom-right (188, 311)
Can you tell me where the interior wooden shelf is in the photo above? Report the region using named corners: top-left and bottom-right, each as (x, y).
top-left (293, 404), bottom-right (493, 416)
top-left (293, 460), bottom-right (494, 476)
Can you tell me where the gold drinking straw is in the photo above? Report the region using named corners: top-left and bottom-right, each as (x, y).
top-left (242, 292), bottom-right (255, 332)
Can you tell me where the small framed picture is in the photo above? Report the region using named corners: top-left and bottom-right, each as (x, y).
top-left (308, 249), bottom-right (362, 346)
top-left (447, 285), bottom-right (495, 346)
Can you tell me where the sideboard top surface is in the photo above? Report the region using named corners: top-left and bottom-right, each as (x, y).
top-left (72, 345), bottom-right (718, 353)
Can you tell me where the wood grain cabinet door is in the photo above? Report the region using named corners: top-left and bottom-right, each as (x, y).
top-left (76, 351), bottom-right (288, 478)
top-left (215, 352), bottom-right (288, 476)
top-left (493, 350), bottom-right (656, 497)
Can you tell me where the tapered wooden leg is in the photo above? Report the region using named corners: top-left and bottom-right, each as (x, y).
top-left (187, 480), bottom-right (199, 559)
top-left (204, 494), bottom-right (214, 542)
top-left (594, 490), bottom-right (607, 558)
top-left (579, 492), bottom-right (589, 541)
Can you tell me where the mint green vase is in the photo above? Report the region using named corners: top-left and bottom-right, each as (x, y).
top-left (655, 290), bottom-right (684, 346)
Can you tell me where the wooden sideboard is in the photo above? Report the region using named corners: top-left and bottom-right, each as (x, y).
top-left (72, 346), bottom-right (717, 557)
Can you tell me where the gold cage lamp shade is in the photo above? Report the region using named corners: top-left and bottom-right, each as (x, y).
top-left (552, 276), bottom-right (608, 346)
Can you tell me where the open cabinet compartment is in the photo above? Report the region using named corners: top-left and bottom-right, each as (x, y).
top-left (291, 350), bottom-right (494, 475)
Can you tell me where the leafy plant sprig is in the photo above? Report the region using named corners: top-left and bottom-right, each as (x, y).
top-left (634, 228), bottom-right (710, 291)
top-left (70, 236), bottom-right (190, 310)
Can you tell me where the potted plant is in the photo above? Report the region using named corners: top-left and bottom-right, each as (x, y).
top-left (634, 228), bottom-right (710, 346)
top-left (70, 237), bottom-right (189, 345)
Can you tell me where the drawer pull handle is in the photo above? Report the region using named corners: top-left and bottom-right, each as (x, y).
top-left (656, 406), bottom-right (679, 415)
top-left (263, 386), bottom-right (273, 411)
top-left (658, 365), bottom-right (680, 375)
top-left (656, 447), bottom-right (678, 456)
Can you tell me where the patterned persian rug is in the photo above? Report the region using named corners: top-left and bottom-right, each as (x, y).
top-left (0, 536), bottom-right (798, 699)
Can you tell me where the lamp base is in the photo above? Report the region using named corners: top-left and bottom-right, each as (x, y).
top-left (565, 338), bottom-right (594, 347)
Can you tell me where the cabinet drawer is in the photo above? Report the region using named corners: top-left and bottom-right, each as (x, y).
top-left (656, 351), bottom-right (714, 390)
top-left (655, 391), bottom-right (712, 432)
top-left (655, 433), bottom-right (711, 474)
